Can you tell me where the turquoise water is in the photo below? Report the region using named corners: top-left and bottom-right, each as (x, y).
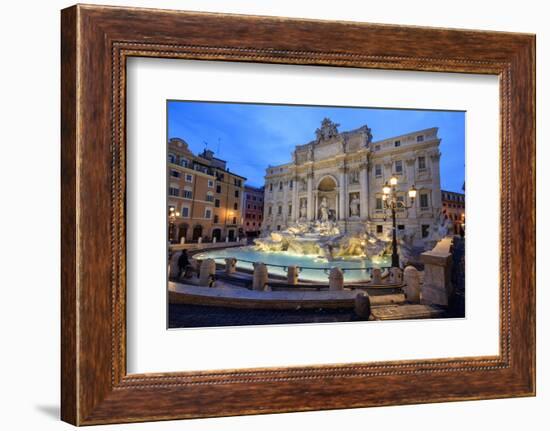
top-left (194, 246), bottom-right (390, 282)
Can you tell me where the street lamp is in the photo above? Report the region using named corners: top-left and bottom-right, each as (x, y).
top-left (381, 175), bottom-right (416, 268)
top-left (168, 206), bottom-right (180, 243)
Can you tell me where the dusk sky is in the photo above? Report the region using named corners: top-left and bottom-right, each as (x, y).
top-left (167, 101), bottom-right (465, 192)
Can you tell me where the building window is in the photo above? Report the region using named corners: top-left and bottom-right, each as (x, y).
top-left (235, 190), bottom-right (239, 198)
top-left (215, 199), bottom-right (220, 208)
top-left (234, 202), bottom-right (238, 210)
top-left (398, 224), bottom-right (405, 230)
top-left (394, 160), bottom-right (403, 174)
top-left (420, 193), bottom-right (429, 209)
top-left (288, 204), bottom-right (292, 216)
top-left (213, 215), bottom-right (219, 223)
top-left (170, 170), bottom-right (180, 178)
top-left (181, 207), bottom-right (190, 218)
top-left (376, 197), bottom-right (383, 210)
top-left (168, 187), bottom-right (179, 197)
top-left (185, 173), bottom-right (193, 182)
top-left (269, 183), bottom-right (273, 192)
top-left (376, 225), bottom-right (383, 234)
top-left (278, 205), bottom-right (282, 215)
top-left (422, 224), bottom-right (430, 238)
top-left (180, 158), bottom-right (189, 168)
top-left (232, 217), bottom-right (237, 224)
top-left (375, 164), bottom-right (382, 177)
top-left (279, 181), bottom-right (283, 191)
top-left (394, 140), bottom-right (401, 147)
top-left (168, 153), bottom-right (176, 164)
top-left (289, 180), bottom-right (293, 189)
top-left (206, 193), bottom-right (214, 202)
top-left (216, 184), bottom-right (221, 193)
top-left (204, 208), bottom-right (212, 219)
top-left (183, 189), bottom-right (193, 199)
top-left (268, 206), bottom-right (272, 215)
top-left (208, 179), bottom-right (214, 188)
top-left (417, 135), bottom-right (424, 142)
top-left (277, 225), bottom-right (281, 231)
top-left (247, 204), bottom-right (251, 209)
top-left (418, 156), bottom-right (426, 170)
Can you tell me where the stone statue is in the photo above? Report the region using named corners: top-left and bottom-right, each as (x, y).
top-left (319, 197), bottom-right (329, 223)
top-left (299, 200), bottom-right (307, 219)
top-left (315, 118), bottom-right (340, 141)
top-left (349, 194), bottom-right (360, 217)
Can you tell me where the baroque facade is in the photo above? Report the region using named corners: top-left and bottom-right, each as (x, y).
top-left (243, 185), bottom-right (265, 237)
top-left (167, 138), bottom-right (246, 243)
top-left (442, 190), bottom-right (465, 235)
top-left (262, 118), bottom-right (443, 244)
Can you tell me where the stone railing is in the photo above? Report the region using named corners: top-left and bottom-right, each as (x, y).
top-left (169, 237), bottom-right (247, 252)
top-left (419, 236), bottom-right (454, 307)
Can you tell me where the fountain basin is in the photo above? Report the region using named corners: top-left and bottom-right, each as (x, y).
top-left (194, 246), bottom-right (390, 282)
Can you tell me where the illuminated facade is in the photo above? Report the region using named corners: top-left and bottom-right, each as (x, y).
top-left (167, 138), bottom-right (246, 243)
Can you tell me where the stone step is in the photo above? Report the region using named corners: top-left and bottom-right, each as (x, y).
top-left (371, 304), bottom-right (446, 320)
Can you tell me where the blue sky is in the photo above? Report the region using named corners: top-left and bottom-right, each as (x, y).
top-left (167, 101), bottom-right (465, 192)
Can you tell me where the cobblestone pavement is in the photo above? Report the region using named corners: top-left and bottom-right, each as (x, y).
top-left (168, 303), bottom-right (357, 328)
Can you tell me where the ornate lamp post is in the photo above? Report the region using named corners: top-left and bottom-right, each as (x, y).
top-left (382, 176), bottom-right (417, 268)
top-left (168, 206), bottom-right (180, 244)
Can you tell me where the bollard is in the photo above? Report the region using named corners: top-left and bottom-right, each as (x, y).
top-left (212, 237), bottom-right (217, 244)
top-left (199, 259), bottom-right (215, 286)
top-left (328, 267), bottom-right (344, 291)
top-left (403, 265), bottom-right (421, 303)
top-left (197, 236), bottom-right (202, 244)
top-left (224, 257), bottom-right (237, 275)
top-left (354, 292), bottom-right (371, 320)
top-left (180, 237), bottom-right (186, 244)
top-left (168, 251), bottom-right (182, 280)
top-left (371, 267), bottom-right (382, 285)
top-left (287, 265), bottom-right (299, 285)
top-left (389, 267), bottom-right (403, 284)
top-left (253, 262), bottom-right (268, 291)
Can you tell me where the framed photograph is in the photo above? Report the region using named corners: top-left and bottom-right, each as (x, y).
top-left (61, 4), bottom-right (535, 425)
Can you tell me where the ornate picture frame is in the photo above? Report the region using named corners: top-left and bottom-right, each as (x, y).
top-left (61, 4), bottom-right (535, 425)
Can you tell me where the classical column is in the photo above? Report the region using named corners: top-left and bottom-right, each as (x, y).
top-left (405, 157), bottom-right (417, 220)
top-left (313, 190), bottom-right (319, 220)
top-left (306, 171), bottom-right (314, 221)
top-left (291, 175), bottom-right (298, 222)
top-left (282, 177), bottom-right (288, 225)
top-left (430, 151), bottom-right (442, 210)
top-left (335, 188), bottom-right (340, 220)
top-left (359, 161), bottom-right (369, 220)
top-left (338, 166), bottom-right (346, 220)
